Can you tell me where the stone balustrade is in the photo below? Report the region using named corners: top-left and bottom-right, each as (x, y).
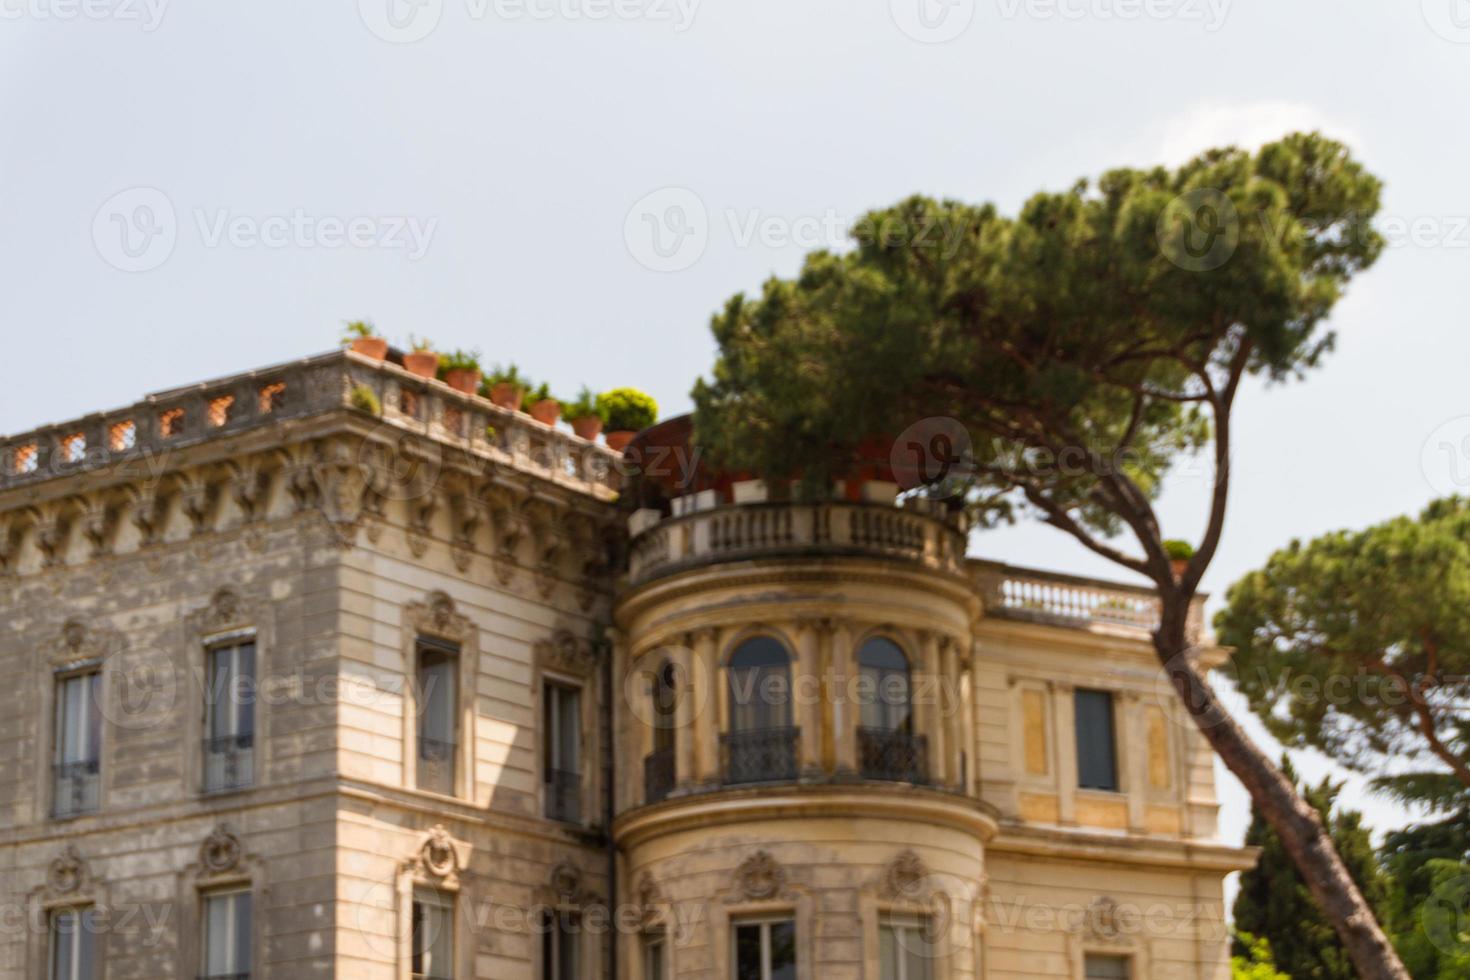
top-left (626, 498), bottom-right (968, 585)
top-left (970, 559), bottom-right (1206, 639)
top-left (0, 349), bottom-right (623, 501)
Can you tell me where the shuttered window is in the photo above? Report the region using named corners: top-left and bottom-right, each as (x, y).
top-left (1074, 689), bottom-right (1118, 791)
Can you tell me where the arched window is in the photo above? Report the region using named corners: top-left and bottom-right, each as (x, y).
top-left (858, 637), bottom-right (912, 733)
top-left (723, 636), bottom-right (796, 784)
top-left (727, 636), bottom-right (793, 732)
top-left (645, 661), bottom-right (677, 804)
top-left (857, 637), bottom-right (924, 784)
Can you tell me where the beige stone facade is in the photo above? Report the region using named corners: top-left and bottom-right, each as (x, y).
top-left (0, 349), bottom-right (1253, 979)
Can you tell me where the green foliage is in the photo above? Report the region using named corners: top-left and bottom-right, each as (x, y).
top-left (485, 363), bottom-right (530, 392)
top-left (1231, 933), bottom-right (1290, 980)
top-left (1163, 538), bottom-right (1195, 560)
top-left (408, 334), bottom-right (434, 352)
top-left (597, 387), bottom-right (658, 432)
top-left (692, 132), bottom-right (1383, 535)
top-left (437, 348), bottom-right (482, 374)
top-left (565, 386), bottom-right (605, 422)
top-left (1233, 759), bottom-right (1389, 980)
top-left (528, 382), bottom-right (555, 406)
top-left (1216, 497), bottom-right (1470, 813)
top-left (1379, 813), bottom-right (1470, 976)
top-left (349, 384), bottom-right (381, 416)
top-left (341, 319), bottom-right (377, 344)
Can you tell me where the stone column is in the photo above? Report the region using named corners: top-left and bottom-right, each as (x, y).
top-left (1121, 690), bottom-right (1146, 832)
top-left (920, 631), bottom-right (948, 786)
top-left (1052, 682), bottom-right (1077, 825)
top-left (692, 627), bottom-right (720, 787)
top-left (674, 637), bottom-right (696, 789)
top-left (832, 621), bottom-right (858, 775)
top-left (795, 619), bottom-right (824, 779)
top-left (607, 627), bottom-right (630, 815)
top-left (941, 636), bottom-right (961, 791)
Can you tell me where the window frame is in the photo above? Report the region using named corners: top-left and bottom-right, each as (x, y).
top-left (1083, 951), bottom-right (1134, 979)
top-left (51, 667), bottom-right (103, 818)
top-left (199, 887), bottom-right (253, 980)
top-left (542, 677), bottom-right (585, 823)
top-left (202, 636), bottom-right (257, 794)
top-left (540, 906), bottom-right (581, 980)
top-left (731, 916), bottom-right (798, 980)
top-left (411, 887), bottom-right (456, 980)
top-left (642, 931), bottom-right (667, 980)
top-left (1074, 688), bottom-right (1120, 793)
top-left (47, 906), bottom-right (97, 980)
top-left (878, 914), bottom-right (937, 980)
top-left (414, 636), bottom-right (462, 797)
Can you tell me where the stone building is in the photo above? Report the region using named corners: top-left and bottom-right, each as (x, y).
top-left (0, 348), bottom-right (1253, 979)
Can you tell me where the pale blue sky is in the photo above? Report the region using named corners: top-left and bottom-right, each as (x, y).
top-left (4, 0), bottom-right (1468, 859)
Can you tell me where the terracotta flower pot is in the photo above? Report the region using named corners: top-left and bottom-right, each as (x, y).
top-left (530, 399), bottom-right (561, 426)
top-left (605, 430), bottom-right (637, 452)
top-left (490, 383), bottom-right (524, 411)
top-left (403, 351), bottom-right (438, 379)
top-left (349, 337), bottom-right (388, 361)
top-left (443, 368), bottom-right (482, 395)
top-left (570, 416), bottom-right (603, 441)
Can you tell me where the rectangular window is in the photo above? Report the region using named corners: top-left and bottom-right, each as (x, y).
top-left (734, 919), bottom-right (796, 980)
top-left (204, 641), bottom-right (256, 792)
top-left (1075, 688), bottom-right (1119, 791)
top-left (543, 682), bottom-right (581, 823)
top-left (53, 671), bottom-right (102, 817)
top-left (201, 890), bottom-right (251, 980)
top-left (411, 889), bottom-right (454, 980)
top-left (542, 910), bottom-right (579, 980)
top-left (1085, 953), bottom-right (1131, 979)
top-left (879, 917), bottom-right (935, 980)
top-left (643, 934), bottom-right (666, 980)
top-left (416, 640), bottom-right (459, 795)
top-left (49, 908), bottom-right (96, 980)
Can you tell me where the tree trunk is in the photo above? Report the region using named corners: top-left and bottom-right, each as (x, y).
top-left (1154, 603), bottom-right (1410, 980)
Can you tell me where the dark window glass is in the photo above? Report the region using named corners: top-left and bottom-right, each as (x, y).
top-left (858, 637), bottom-right (912, 732)
top-left (1075, 689), bottom-right (1118, 791)
top-left (728, 638), bottom-right (792, 731)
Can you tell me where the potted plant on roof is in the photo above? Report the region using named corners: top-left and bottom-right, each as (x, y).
top-left (483, 364), bottom-right (530, 411)
top-left (527, 382), bottom-right (561, 426)
top-left (565, 386), bottom-right (605, 441)
top-left (438, 348), bottom-right (483, 395)
top-left (1163, 539), bottom-right (1194, 580)
top-left (342, 319), bottom-right (387, 361)
top-left (403, 336), bottom-right (439, 379)
top-left (596, 387), bottom-right (658, 452)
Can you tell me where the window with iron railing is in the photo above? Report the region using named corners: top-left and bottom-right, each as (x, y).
top-left (200, 889), bottom-right (251, 980)
top-left (544, 681), bottom-right (582, 823)
top-left (416, 640), bottom-right (459, 796)
top-left (203, 641), bottom-right (255, 793)
top-left (724, 637), bottom-right (797, 785)
top-left (857, 637), bottom-right (926, 784)
top-left (53, 671), bottom-right (101, 817)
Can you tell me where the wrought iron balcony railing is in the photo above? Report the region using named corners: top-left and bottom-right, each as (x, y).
top-left (417, 736), bottom-right (456, 795)
top-left (644, 747), bottom-right (675, 804)
top-left (545, 768), bottom-right (582, 823)
top-left (202, 733), bottom-right (254, 793)
top-left (53, 759), bottom-right (100, 817)
top-left (857, 727), bottom-right (928, 784)
top-left (721, 727), bottom-right (799, 786)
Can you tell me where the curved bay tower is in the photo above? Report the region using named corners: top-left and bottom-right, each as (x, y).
top-left (0, 349), bottom-right (1252, 979)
